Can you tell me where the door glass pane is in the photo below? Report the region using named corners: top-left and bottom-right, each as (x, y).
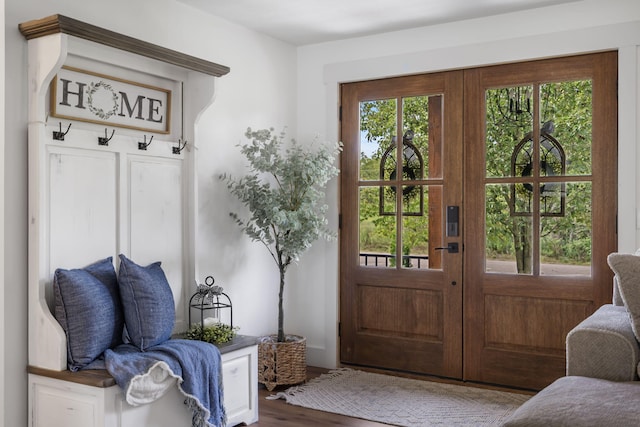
top-left (359, 186), bottom-right (396, 268)
top-left (360, 94), bottom-right (445, 268)
top-left (402, 95), bottom-right (442, 179)
top-left (540, 80), bottom-right (592, 176)
top-left (485, 85), bottom-right (533, 178)
top-left (402, 185), bottom-right (436, 270)
top-left (485, 183), bottom-right (533, 275)
top-left (359, 99), bottom-right (397, 181)
top-left (540, 182), bottom-right (592, 276)
top-left (378, 181), bottom-right (398, 216)
top-left (485, 79), bottom-right (594, 276)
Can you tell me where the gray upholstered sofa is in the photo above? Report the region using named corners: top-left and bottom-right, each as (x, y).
top-left (503, 253), bottom-right (640, 426)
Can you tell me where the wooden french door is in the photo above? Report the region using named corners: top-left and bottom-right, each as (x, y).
top-left (340, 72), bottom-right (464, 378)
top-left (340, 52), bottom-right (617, 390)
top-left (463, 52), bottom-right (618, 389)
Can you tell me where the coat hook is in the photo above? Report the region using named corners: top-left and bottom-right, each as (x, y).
top-left (173, 138), bottom-right (187, 155)
top-left (138, 135), bottom-right (154, 150)
top-left (53, 122), bottom-right (71, 141)
top-left (98, 128), bottom-right (115, 146)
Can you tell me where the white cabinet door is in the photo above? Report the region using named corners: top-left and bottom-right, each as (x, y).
top-left (30, 375), bottom-right (102, 427)
top-left (221, 345), bottom-right (259, 426)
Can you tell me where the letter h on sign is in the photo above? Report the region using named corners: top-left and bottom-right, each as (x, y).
top-left (59, 79), bottom-right (87, 109)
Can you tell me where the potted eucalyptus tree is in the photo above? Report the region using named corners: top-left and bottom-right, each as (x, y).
top-left (221, 127), bottom-right (341, 390)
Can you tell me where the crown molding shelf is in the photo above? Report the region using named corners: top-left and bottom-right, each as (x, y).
top-left (19, 14), bottom-right (230, 77)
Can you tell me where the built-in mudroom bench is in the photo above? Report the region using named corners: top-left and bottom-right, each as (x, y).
top-left (20, 14), bottom-right (258, 427)
top-left (27, 336), bottom-right (258, 427)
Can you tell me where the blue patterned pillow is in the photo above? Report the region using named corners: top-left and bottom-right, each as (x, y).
top-left (53, 257), bottom-right (124, 371)
top-left (118, 254), bottom-right (175, 351)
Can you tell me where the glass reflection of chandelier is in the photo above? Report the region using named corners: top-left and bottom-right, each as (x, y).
top-left (379, 130), bottom-right (424, 216)
top-left (494, 86), bottom-right (533, 125)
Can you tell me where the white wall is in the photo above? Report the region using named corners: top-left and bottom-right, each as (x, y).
top-left (295, 0), bottom-right (640, 368)
top-left (4, 1), bottom-right (296, 425)
top-left (1, 0), bottom-right (6, 425)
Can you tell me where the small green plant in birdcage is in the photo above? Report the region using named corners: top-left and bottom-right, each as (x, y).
top-left (186, 322), bottom-right (239, 345)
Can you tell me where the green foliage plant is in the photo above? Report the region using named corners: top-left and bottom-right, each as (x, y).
top-left (186, 323), bottom-right (238, 344)
top-left (221, 128), bottom-right (342, 342)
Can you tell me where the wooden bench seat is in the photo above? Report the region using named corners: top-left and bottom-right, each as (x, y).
top-left (28, 366), bottom-right (116, 388)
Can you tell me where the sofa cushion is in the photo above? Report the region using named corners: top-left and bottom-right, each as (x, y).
top-left (503, 376), bottom-right (640, 426)
top-left (53, 257), bottom-right (124, 371)
top-left (607, 253), bottom-right (640, 342)
top-left (612, 248), bottom-right (640, 306)
top-left (118, 254), bottom-right (175, 351)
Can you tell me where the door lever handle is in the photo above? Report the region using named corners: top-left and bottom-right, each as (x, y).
top-left (435, 242), bottom-right (459, 253)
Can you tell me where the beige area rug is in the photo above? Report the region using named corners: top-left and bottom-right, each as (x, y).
top-left (267, 368), bottom-right (530, 426)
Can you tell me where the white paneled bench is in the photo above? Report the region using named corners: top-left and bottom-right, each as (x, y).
top-left (28, 336), bottom-right (258, 427)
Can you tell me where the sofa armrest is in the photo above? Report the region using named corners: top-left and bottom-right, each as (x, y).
top-left (566, 304), bottom-right (639, 381)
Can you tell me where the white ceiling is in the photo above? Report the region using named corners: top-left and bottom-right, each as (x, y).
top-left (177, 0), bottom-right (581, 45)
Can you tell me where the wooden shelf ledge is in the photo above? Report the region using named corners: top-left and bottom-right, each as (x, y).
top-left (28, 365), bottom-right (116, 388)
top-left (19, 14), bottom-right (230, 77)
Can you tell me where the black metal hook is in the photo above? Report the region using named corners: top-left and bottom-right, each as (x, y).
top-left (53, 122), bottom-right (71, 141)
top-left (138, 135), bottom-right (154, 150)
top-left (98, 128), bottom-right (115, 146)
top-left (173, 139), bottom-right (187, 155)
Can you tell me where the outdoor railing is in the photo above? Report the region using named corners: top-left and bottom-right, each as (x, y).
top-left (359, 252), bottom-right (429, 269)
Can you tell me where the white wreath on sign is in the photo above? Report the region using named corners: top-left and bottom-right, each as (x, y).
top-left (87, 81), bottom-right (119, 120)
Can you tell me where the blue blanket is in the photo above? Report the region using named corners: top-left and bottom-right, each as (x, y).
top-left (104, 339), bottom-right (226, 427)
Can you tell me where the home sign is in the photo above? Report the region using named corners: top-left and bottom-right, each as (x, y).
top-left (51, 66), bottom-right (172, 134)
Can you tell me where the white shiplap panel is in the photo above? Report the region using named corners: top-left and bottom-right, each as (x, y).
top-left (127, 155), bottom-right (187, 331)
top-left (48, 147), bottom-right (117, 276)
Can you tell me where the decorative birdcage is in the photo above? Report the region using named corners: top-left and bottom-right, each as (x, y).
top-left (188, 276), bottom-right (232, 340)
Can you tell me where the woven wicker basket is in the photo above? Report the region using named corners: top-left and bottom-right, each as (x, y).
top-left (258, 334), bottom-right (306, 391)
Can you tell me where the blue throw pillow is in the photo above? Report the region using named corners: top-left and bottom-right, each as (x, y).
top-left (53, 257), bottom-right (124, 372)
top-left (118, 254), bottom-right (175, 351)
